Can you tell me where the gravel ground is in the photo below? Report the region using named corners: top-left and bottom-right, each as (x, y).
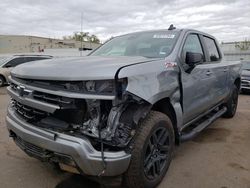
top-left (0, 86), bottom-right (249, 188)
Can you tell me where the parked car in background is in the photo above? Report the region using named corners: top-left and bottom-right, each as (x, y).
top-left (241, 61), bottom-right (250, 93)
top-left (0, 55), bottom-right (52, 87)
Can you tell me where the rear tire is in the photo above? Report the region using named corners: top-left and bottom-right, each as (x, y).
top-left (223, 85), bottom-right (239, 118)
top-left (123, 111), bottom-right (175, 188)
top-left (0, 76), bottom-right (5, 87)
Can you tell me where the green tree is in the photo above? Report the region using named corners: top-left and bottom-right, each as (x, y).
top-left (63, 32), bottom-right (100, 43)
top-left (235, 39), bottom-right (250, 51)
top-left (89, 34), bottom-right (100, 43)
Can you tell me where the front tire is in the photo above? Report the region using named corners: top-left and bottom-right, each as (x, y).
top-left (223, 85), bottom-right (239, 118)
top-left (123, 111), bottom-right (175, 188)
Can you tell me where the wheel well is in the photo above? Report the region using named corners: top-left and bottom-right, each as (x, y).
top-left (0, 74), bottom-right (6, 82)
top-left (234, 77), bottom-right (241, 91)
top-left (151, 98), bottom-right (179, 144)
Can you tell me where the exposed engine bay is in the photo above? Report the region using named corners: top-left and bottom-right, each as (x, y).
top-left (10, 79), bottom-right (151, 150)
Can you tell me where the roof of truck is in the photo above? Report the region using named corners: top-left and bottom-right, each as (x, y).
top-left (116, 27), bottom-right (216, 40)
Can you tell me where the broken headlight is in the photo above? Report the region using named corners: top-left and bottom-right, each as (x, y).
top-left (115, 78), bottom-right (128, 97)
top-left (65, 79), bottom-right (127, 95)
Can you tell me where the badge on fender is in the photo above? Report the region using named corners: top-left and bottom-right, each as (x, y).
top-left (165, 61), bottom-right (177, 68)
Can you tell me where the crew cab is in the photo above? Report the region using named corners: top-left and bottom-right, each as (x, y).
top-left (6, 27), bottom-right (241, 188)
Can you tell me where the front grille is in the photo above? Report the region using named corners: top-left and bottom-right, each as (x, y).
top-left (13, 134), bottom-right (52, 161)
top-left (11, 99), bottom-right (47, 122)
top-left (241, 80), bottom-right (250, 87)
top-left (33, 91), bottom-right (73, 106)
top-left (10, 81), bottom-right (73, 107)
top-left (10, 82), bottom-right (18, 91)
top-left (11, 76), bottom-right (83, 91)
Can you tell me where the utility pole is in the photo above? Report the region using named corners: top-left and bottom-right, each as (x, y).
top-left (80, 12), bottom-right (83, 56)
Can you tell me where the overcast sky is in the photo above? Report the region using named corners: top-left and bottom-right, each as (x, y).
top-left (0, 0), bottom-right (249, 42)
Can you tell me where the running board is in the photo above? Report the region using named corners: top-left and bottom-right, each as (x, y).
top-left (180, 107), bottom-right (227, 142)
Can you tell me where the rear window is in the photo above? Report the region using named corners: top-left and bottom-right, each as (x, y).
top-left (203, 36), bottom-right (220, 62)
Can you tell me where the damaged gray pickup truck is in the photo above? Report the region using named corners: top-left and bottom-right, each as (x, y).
top-left (6, 27), bottom-right (242, 188)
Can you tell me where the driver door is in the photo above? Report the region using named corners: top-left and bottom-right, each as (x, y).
top-left (181, 34), bottom-right (215, 124)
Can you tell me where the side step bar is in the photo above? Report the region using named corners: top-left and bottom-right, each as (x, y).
top-left (180, 107), bottom-right (227, 142)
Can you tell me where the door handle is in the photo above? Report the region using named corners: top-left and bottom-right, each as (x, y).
top-left (223, 68), bottom-right (228, 72)
top-left (206, 71), bottom-right (212, 76)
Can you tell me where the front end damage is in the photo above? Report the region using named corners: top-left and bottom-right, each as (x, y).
top-left (6, 76), bottom-right (151, 175)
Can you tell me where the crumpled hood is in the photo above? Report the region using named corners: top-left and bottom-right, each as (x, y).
top-left (11, 56), bottom-right (155, 81)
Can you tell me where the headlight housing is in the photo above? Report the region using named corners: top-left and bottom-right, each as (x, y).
top-left (85, 80), bottom-right (115, 94)
top-left (65, 79), bottom-right (127, 95)
top-left (115, 78), bottom-right (128, 97)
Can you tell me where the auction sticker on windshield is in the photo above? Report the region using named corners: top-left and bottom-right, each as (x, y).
top-left (153, 34), bottom-right (175, 39)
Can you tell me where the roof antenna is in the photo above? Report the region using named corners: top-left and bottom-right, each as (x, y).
top-left (168, 24), bottom-right (176, 30)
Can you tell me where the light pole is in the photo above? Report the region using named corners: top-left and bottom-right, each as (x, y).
top-left (80, 12), bottom-right (83, 56)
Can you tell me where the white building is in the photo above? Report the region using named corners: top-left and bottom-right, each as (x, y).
top-left (0, 35), bottom-right (100, 54)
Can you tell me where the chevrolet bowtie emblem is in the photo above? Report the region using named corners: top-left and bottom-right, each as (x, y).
top-left (16, 85), bottom-right (30, 97)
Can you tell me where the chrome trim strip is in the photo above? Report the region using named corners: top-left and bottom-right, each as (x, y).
top-left (241, 79), bottom-right (250, 83)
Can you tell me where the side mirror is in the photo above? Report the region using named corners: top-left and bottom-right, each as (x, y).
top-left (185, 52), bottom-right (203, 66)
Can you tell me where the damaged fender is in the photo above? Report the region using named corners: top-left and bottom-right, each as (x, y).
top-left (117, 59), bottom-right (183, 130)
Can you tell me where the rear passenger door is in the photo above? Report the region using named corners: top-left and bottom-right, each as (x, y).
top-left (181, 33), bottom-right (217, 124)
top-left (202, 36), bottom-right (229, 105)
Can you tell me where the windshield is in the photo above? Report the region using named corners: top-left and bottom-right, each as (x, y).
top-left (0, 57), bottom-right (10, 66)
top-left (90, 31), bottom-right (179, 58)
top-left (242, 62), bottom-right (250, 70)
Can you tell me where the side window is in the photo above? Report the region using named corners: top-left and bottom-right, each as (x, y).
top-left (25, 57), bottom-right (36, 62)
top-left (182, 34), bottom-right (204, 63)
top-left (4, 57), bottom-right (27, 67)
top-left (34, 57), bottom-right (50, 60)
top-left (203, 36), bottom-right (220, 62)
top-left (25, 57), bottom-right (49, 62)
